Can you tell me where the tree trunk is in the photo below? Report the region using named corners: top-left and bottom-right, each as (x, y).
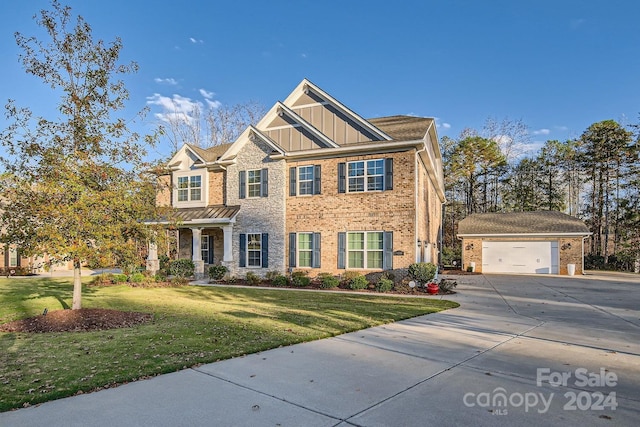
top-left (72, 259), bottom-right (82, 310)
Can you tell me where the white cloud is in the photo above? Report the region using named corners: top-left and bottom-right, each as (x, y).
top-left (442, 123), bottom-right (451, 129)
top-left (154, 77), bottom-right (178, 85)
top-left (146, 93), bottom-right (203, 125)
top-left (199, 89), bottom-right (215, 99)
top-left (555, 125), bottom-right (569, 132)
top-left (532, 128), bottom-right (550, 135)
top-left (189, 37), bottom-right (204, 44)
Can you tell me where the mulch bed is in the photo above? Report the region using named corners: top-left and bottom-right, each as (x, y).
top-left (0, 309), bottom-right (152, 333)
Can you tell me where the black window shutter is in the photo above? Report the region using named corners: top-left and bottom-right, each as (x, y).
top-left (208, 236), bottom-right (214, 264)
top-left (239, 233), bottom-right (246, 267)
top-left (261, 233), bottom-right (269, 268)
top-left (3, 246), bottom-right (7, 267)
top-left (314, 165), bottom-right (321, 195)
top-left (338, 163), bottom-right (346, 193)
top-left (383, 231), bottom-right (393, 270)
top-left (337, 232), bottom-right (346, 269)
top-left (312, 232), bottom-right (321, 268)
top-left (16, 250), bottom-right (21, 267)
top-left (385, 158), bottom-right (393, 190)
top-left (289, 233), bottom-right (297, 268)
top-left (239, 171), bottom-right (246, 199)
top-left (289, 167), bottom-right (297, 196)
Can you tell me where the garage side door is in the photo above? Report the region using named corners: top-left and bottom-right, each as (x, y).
top-left (482, 241), bottom-right (558, 274)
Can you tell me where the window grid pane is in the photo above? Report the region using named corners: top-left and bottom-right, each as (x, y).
top-left (201, 236), bottom-right (209, 262)
top-left (247, 233), bottom-right (262, 267)
top-left (248, 170), bottom-right (261, 198)
top-left (347, 232), bottom-right (384, 269)
top-left (347, 160), bottom-right (384, 192)
top-left (298, 166), bottom-right (313, 195)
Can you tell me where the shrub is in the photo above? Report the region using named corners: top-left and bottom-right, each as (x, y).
top-left (375, 278), bottom-right (394, 292)
top-left (170, 259), bottom-right (195, 279)
top-left (208, 265), bottom-right (228, 281)
top-left (89, 273), bottom-right (114, 286)
top-left (129, 272), bottom-right (145, 283)
top-left (341, 270), bottom-right (362, 285)
top-left (113, 273), bottom-right (129, 283)
top-left (245, 271), bottom-right (261, 285)
top-left (291, 271), bottom-right (311, 287)
top-left (348, 274), bottom-right (368, 290)
top-left (265, 270), bottom-right (281, 281)
top-left (318, 272), bottom-right (339, 289)
top-left (271, 274), bottom-right (289, 287)
top-left (408, 262), bottom-right (437, 285)
top-left (439, 279), bottom-right (458, 293)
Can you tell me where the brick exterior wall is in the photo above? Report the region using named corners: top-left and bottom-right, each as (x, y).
top-left (156, 174), bottom-right (171, 207)
top-left (208, 170), bottom-right (225, 206)
top-left (286, 149), bottom-right (433, 276)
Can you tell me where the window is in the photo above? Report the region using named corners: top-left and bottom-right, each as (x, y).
top-left (348, 232), bottom-right (382, 269)
top-left (298, 166), bottom-right (314, 195)
top-left (177, 175), bottom-right (202, 202)
top-left (201, 235), bottom-right (210, 264)
top-left (298, 233), bottom-right (313, 267)
top-left (247, 233), bottom-right (262, 267)
top-left (8, 248), bottom-right (18, 268)
top-left (240, 233), bottom-right (268, 268)
top-left (247, 170), bottom-right (262, 198)
top-left (289, 165), bottom-right (321, 196)
top-left (338, 231), bottom-right (392, 270)
top-left (338, 159), bottom-right (392, 193)
top-left (288, 232), bottom-right (321, 268)
top-left (239, 169), bottom-right (268, 198)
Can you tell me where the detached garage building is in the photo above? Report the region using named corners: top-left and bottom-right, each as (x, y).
top-left (457, 211), bottom-right (591, 275)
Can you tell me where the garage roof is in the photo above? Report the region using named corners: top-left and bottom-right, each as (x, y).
top-left (457, 211), bottom-right (590, 236)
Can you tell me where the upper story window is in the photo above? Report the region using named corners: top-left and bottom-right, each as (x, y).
top-left (338, 158), bottom-right (393, 193)
top-left (177, 175), bottom-right (202, 202)
top-left (239, 169), bottom-right (268, 199)
top-left (173, 172), bottom-right (206, 207)
top-left (289, 165), bottom-right (321, 196)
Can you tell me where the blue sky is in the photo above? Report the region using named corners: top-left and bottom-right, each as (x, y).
top-left (1, 0), bottom-right (638, 161)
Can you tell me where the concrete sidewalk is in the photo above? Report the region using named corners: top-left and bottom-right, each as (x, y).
top-left (1, 273), bottom-right (639, 426)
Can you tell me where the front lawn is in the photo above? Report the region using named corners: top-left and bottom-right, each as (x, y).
top-left (0, 277), bottom-right (458, 411)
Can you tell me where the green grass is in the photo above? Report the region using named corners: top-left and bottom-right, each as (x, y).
top-left (0, 277), bottom-right (458, 411)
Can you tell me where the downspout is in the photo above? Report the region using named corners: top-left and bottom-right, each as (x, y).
top-left (415, 143), bottom-right (428, 263)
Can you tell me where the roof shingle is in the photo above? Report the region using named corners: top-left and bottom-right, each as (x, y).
top-left (368, 115), bottom-right (433, 141)
top-left (458, 211), bottom-right (590, 235)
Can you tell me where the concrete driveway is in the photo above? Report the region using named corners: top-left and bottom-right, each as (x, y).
top-left (1, 272), bottom-right (639, 426)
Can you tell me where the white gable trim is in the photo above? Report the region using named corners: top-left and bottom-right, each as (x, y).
top-left (167, 144), bottom-right (208, 171)
top-left (283, 79), bottom-right (393, 141)
top-left (217, 125), bottom-right (285, 163)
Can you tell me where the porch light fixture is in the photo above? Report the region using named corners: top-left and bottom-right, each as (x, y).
top-left (417, 239), bottom-right (422, 247)
top-left (465, 243), bottom-right (474, 250)
top-left (561, 243), bottom-right (572, 250)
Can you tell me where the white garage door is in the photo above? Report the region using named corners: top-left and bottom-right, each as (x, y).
top-left (482, 241), bottom-right (559, 274)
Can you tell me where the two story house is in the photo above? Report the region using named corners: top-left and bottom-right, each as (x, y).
top-left (149, 79), bottom-right (445, 279)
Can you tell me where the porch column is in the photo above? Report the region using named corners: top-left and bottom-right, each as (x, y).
top-left (223, 225), bottom-right (233, 262)
top-left (146, 240), bottom-right (159, 275)
top-left (191, 227), bottom-right (204, 279)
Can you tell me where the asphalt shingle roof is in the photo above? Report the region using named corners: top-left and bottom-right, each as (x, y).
top-left (187, 143), bottom-right (233, 163)
top-left (368, 115), bottom-right (433, 141)
top-left (457, 211), bottom-right (590, 235)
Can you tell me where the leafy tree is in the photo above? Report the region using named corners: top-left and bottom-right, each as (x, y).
top-left (0, 1), bottom-right (160, 309)
top-left (578, 120), bottom-right (634, 261)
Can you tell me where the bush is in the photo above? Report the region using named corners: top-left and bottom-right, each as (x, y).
top-left (170, 259), bottom-right (195, 279)
top-left (89, 273), bottom-right (114, 286)
top-left (208, 264), bottom-right (228, 281)
top-left (439, 279), bottom-right (458, 293)
top-left (245, 271), bottom-right (261, 285)
top-left (265, 270), bottom-right (281, 281)
top-left (348, 274), bottom-right (368, 290)
top-left (113, 273), bottom-right (129, 283)
top-left (318, 272), bottom-right (339, 289)
top-left (129, 272), bottom-right (145, 283)
top-left (271, 274), bottom-right (289, 287)
top-left (408, 262), bottom-right (437, 285)
top-left (375, 278), bottom-right (394, 292)
top-left (341, 270), bottom-right (362, 285)
top-left (291, 271), bottom-right (311, 287)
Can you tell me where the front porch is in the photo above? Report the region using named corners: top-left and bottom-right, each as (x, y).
top-left (146, 205), bottom-right (239, 279)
